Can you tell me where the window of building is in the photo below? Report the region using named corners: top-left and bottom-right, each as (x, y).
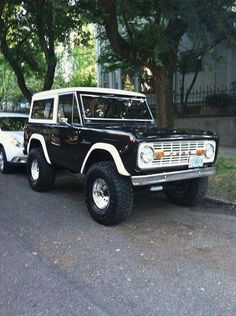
top-left (102, 72), bottom-right (109, 88)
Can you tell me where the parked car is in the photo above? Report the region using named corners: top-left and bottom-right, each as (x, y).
top-left (0, 112), bottom-right (28, 173)
top-left (24, 88), bottom-right (218, 225)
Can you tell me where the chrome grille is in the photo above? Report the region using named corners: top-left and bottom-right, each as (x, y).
top-left (153, 140), bottom-right (205, 167)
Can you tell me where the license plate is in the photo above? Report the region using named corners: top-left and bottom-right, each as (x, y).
top-left (188, 155), bottom-right (203, 168)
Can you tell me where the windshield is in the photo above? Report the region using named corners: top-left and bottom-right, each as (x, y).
top-left (0, 117), bottom-right (27, 131)
top-left (80, 94), bottom-right (153, 121)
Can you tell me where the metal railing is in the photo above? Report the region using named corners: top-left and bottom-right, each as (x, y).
top-left (146, 85), bottom-right (236, 117)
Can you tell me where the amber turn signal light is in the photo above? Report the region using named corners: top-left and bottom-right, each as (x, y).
top-left (155, 150), bottom-right (165, 158)
top-left (196, 149), bottom-right (205, 156)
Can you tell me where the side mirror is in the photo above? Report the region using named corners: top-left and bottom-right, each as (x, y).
top-left (59, 117), bottom-right (71, 126)
top-left (59, 117), bottom-right (68, 124)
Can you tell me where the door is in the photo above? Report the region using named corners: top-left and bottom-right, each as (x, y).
top-left (49, 93), bottom-right (83, 171)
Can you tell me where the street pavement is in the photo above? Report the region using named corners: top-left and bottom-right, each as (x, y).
top-left (0, 169), bottom-right (236, 316)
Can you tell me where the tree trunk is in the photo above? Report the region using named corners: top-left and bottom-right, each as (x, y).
top-left (1, 38), bottom-right (32, 102)
top-left (152, 67), bottom-right (174, 128)
top-left (184, 60), bottom-right (201, 109)
top-left (43, 55), bottom-right (57, 91)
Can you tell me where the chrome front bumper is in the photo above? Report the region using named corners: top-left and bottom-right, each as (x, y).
top-left (131, 167), bottom-right (216, 186)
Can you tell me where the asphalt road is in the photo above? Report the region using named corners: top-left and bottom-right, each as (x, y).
top-left (0, 169), bottom-right (236, 316)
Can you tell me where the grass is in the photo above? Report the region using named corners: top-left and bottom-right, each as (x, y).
top-left (208, 155), bottom-right (236, 203)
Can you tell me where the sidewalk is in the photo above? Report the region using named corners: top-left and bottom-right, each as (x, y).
top-left (219, 146), bottom-right (236, 159)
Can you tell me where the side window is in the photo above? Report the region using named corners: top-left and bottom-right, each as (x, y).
top-left (31, 99), bottom-right (54, 120)
top-left (58, 94), bottom-right (80, 124)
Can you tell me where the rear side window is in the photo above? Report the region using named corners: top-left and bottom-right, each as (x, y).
top-left (31, 99), bottom-right (54, 120)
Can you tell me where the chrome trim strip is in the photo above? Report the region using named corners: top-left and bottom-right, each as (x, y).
top-left (132, 167), bottom-right (216, 186)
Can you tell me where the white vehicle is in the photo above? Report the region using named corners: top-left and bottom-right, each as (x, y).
top-left (0, 112), bottom-right (28, 173)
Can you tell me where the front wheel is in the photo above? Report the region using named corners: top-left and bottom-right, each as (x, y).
top-left (27, 148), bottom-right (56, 191)
top-left (0, 147), bottom-right (10, 174)
top-left (164, 177), bottom-right (209, 207)
top-left (85, 161), bottom-right (133, 226)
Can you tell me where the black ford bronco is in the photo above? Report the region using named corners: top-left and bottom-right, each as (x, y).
top-left (24, 87), bottom-right (218, 225)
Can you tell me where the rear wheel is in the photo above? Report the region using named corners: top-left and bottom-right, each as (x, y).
top-left (27, 148), bottom-right (56, 191)
top-left (0, 147), bottom-right (10, 174)
top-left (85, 161), bottom-right (133, 226)
top-left (164, 177), bottom-right (209, 207)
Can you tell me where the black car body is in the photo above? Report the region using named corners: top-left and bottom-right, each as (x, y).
top-left (24, 88), bottom-right (218, 225)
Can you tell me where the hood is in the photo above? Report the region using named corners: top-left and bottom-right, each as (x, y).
top-left (86, 122), bottom-right (217, 142)
top-left (128, 126), bottom-right (217, 141)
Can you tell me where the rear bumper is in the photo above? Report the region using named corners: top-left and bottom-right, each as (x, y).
top-left (131, 167), bottom-right (216, 186)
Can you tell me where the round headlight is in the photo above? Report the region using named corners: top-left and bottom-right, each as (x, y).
top-left (140, 146), bottom-right (154, 164)
top-left (205, 143), bottom-right (215, 159)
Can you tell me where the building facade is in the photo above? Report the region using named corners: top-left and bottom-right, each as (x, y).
top-left (96, 36), bottom-right (236, 96)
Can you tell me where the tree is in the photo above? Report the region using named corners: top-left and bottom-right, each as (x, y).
top-left (52, 28), bottom-right (97, 89)
top-left (64, 31), bottom-right (96, 88)
top-left (0, 0), bottom-right (83, 102)
top-left (177, 36), bottom-right (227, 114)
top-left (78, 0), bottom-right (236, 127)
top-left (0, 54), bottom-right (21, 109)
top-left (0, 52), bottom-right (42, 110)
top-left (67, 38), bottom-right (97, 88)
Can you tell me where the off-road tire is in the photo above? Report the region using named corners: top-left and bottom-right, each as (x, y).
top-left (85, 161), bottom-right (133, 226)
top-left (164, 177), bottom-right (209, 207)
top-left (0, 147), bottom-right (10, 174)
top-left (27, 148), bottom-right (56, 191)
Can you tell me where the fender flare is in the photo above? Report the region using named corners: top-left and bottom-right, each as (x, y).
top-left (81, 143), bottom-right (130, 176)
top-left (27, 134), bottom-right (51, 165)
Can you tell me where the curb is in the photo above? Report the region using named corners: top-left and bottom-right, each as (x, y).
top-left (206, 196), bottom-right (236, 207)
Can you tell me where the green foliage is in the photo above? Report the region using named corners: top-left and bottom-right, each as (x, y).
top-left (209, 156), bottom-right (236, 202)
top-left (0, 0), bottom-right (88, 100)
top-left (78, 0), bottom-right (236, 71)
top-left (77, 0), bottom-right (236, 127)
top-left (67, 35), bottom-right (97, 87)
top-left (53, 29), bottom-right (97, 89)
top-left (0, 54), bottom-right (21, 106)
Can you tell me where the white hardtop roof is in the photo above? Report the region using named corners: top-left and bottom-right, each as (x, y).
top-left (0, 112), bottom-right (28, 118)
top-left (32, 87), bottom-right (146, 99)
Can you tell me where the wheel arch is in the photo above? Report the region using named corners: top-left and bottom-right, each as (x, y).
top-left (27, 134), bottom-right (51, 165)
top-left (81, 143), bottom-right (130, 176)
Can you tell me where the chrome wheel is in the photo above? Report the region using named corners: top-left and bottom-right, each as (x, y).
top-left (92, 178), bottom-right (110, 210)
top-left (0, 150), bottom-right (4, 171)
top-left (31, 159), bottom-right (39, 181)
